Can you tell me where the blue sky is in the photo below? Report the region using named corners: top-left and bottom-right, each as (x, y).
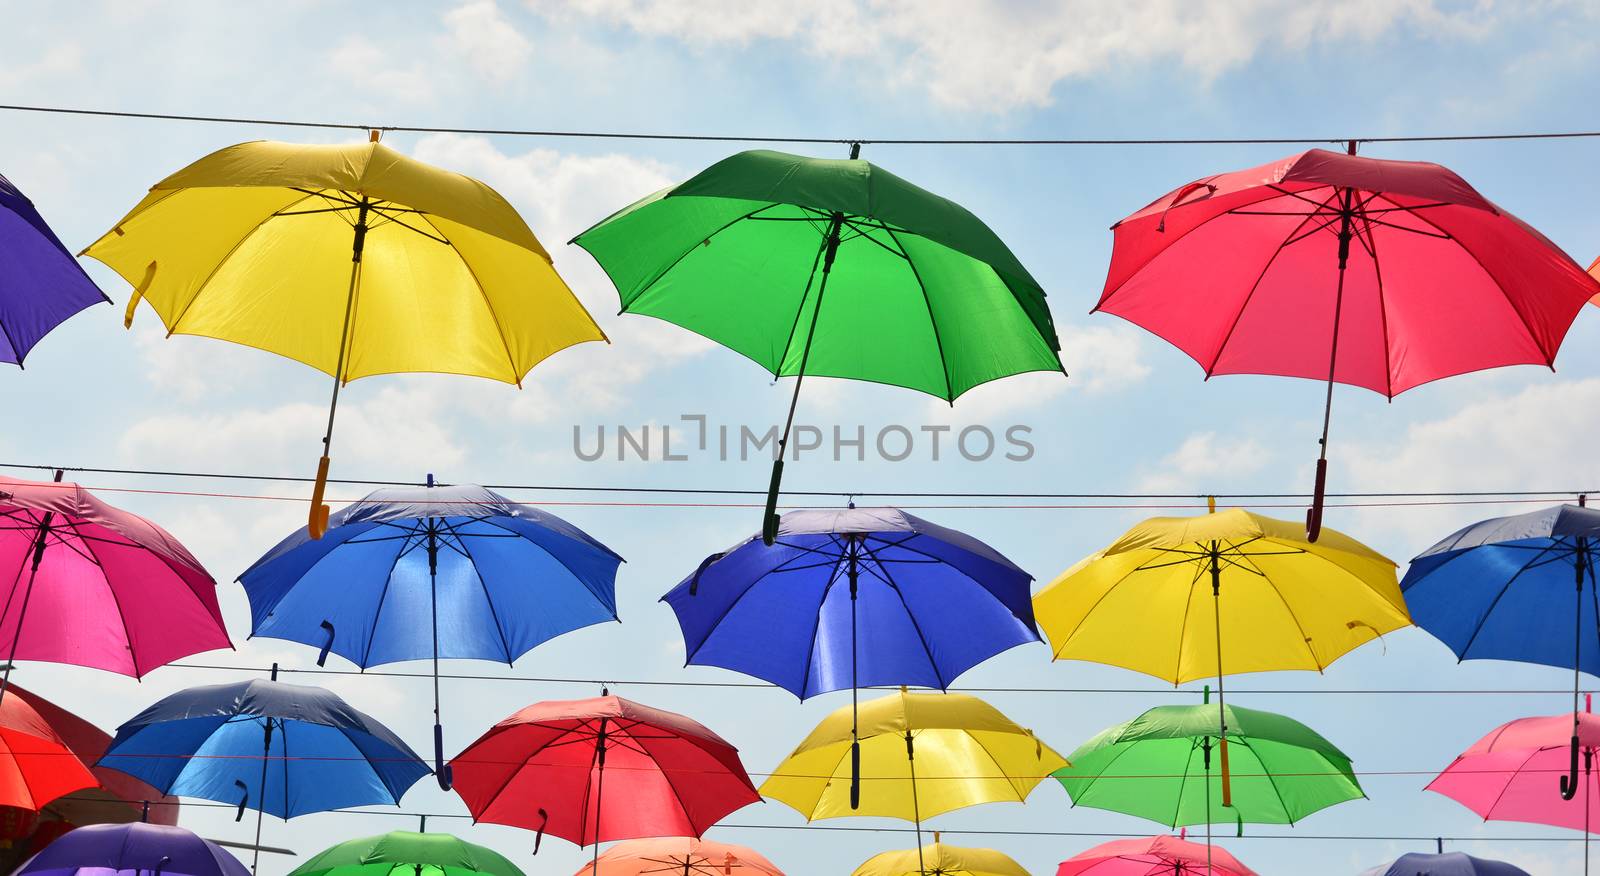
top-left (3, 1), bottom-right (1600, 873)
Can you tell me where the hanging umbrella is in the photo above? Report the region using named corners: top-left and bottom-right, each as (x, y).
top-left (450, 693), bottom-right (760, 873)
top-left (0, 173), bottom-right (108, 366)
top-left (1429, 710), bottom-right (1600, 836)
top-left (0, 471), bottom-right (230, 696)
top-left (239, 480), bottom-right (623, 789)
top-left (1055, 833), bottom-right (1258, 876)
top-left (1033, 506), bottom-right (1404, 802)
top-left (291, 830), bottom-right (525, 876)
top-left (8, 682), bottom-right (178, 827)
top-left (0, 689), bottom-right (96, 812)
top-left (762, 689), bottom-right (1065, 876)
top-left (96, 674), bottom-right (430, 874)
top-left (852, 836), bottom-right (1029, 876)
top-left (84, 138), bottom-right (607, 538)
top-left (662, 506), bottom-right (1038, 809)
top-left (1360, 852), bottom-right (1530, 876)
top-left (1054, 702), bottom-right (1362, 872)
top-left (1402, 502), bottom-right (1600, 797)
top-left (1094, 145), bottom-right (1600, 539)
top-left (572, 148), bottom-right (1063, 544)
top-left (12, 822), bottom-right (249, 876)
top-left (575, 837), bottom-right (785, 876)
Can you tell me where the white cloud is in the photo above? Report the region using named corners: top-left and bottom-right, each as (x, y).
top-left (1137, 430), bottom-right (1273, 493)
top-left (324, 36), bottom-right (437, 104)
top-left (0, 43), bottom-right (82, 93)
top-left (1060, 321), bottom-right (1150, 394)
top-left (443, 0), bottom-right (533, 82)
top-left (527, 0), bottom-right (1498, 111)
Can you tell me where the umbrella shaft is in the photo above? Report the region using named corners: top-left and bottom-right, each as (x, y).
top-left (777, 212), bottom-right (844, 450)
top-left (0, 506), bottom-right (55, 704)
top-left (321, 200), bottom-right (371, 453)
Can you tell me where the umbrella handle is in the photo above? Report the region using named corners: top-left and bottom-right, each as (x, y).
top-left (309, 455), bottom-right (332, 540)
top-left (316, 621), bottom-right (335, 667)
top-left (434, 723), bottom-right (453, 791)
top-left (850, 739), bottom-right (861, 810)
top-left (233, 780), bottom-right (248, 822)
top-left (1219, 736), bottom-right (1233, 806)
top-left (1563, 735), bottom-right (1581, 800)
top-left (1305, 458), bottom-right (1327, 543)
top-left (762, 459), bottom-right (784, 546)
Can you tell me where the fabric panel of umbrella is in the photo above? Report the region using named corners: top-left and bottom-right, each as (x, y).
top-left (84, 137), bottom-right (607, 539)
top-left (0, 691), bottom-right (96, 812)
top-left (240, 480), bottom-right (623, 789)
top-left (663, 507), bottom-right (1038, 811)
top-left (1054, 832), bottom-right (1260, 876)
top-left (12, 822), bottom-right (251, 876)
top-left (573, 148), bottom-right (1062, 544)
top-left (1095, 145), bottom-right (1600, 539)
top-left (850, 836), bottom-right (1030, 876)
top-left (576, 837), bottom-right (785, 876)
top-left (289, 830), bottom-right (527, 876)
top-left (1358, 851), bottom-right (1531, 876)
top-left (0, 173), bottom-right (109, 365)
top-left (1402, 501), bottom-right (1600, 799)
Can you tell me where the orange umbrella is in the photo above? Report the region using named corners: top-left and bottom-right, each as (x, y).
top-left (574, 837), bottom-right (785, 876)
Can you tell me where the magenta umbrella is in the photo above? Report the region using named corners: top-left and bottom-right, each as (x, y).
top-left (0, 472), bottom-right (230, 693)
top-left (1056, 833), bottom-right (1259, 876)
top-left (1428, 709), bottom-right (1600, 872)
top-left (1096, 144), bottom-right (1600, 539)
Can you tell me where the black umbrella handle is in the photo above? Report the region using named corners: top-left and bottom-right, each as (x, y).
top-left (233, 780), bottom-right (249, 822)
top-left (850, 740), bottom-right (861, 810)
top-left (317, 621), bottom-right (336, 667)
top-left (762, 459), bottom-right (784, 546)
top-left (1305, 458), bottom-right (1327, 543)
top-left (1563, 736), bottom-right (1581, 800)
top-left (434, 723), bottom-right (453, 791)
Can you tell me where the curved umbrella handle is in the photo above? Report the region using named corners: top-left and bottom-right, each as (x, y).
top-left (233, 780), bottom-right (249, 822)
top-left (316, 621), bottom-right (335, 667)
top-left (309, 456), bottom-right (332, 540)
top-left (1305, 458), bottom-right (1327, 543)
top-left (1561, 735), bottom-right (1580, 800)
top-left (434, 723), bottom-right (453, 791)
top-left (531, 808), bottom-right (548, 855)
top-left (762, 459), bottom-right (784, 546)
top-left (688, 552), bottom-right (727, 597)
top-left (850, 739), bottom-right (861, 810)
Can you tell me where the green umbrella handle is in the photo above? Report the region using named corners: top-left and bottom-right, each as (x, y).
top-left (762, 459), bottom-right (784, 545)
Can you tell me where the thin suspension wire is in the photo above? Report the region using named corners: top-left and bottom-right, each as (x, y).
top-left (4, 103), bottom-right (1600, 146)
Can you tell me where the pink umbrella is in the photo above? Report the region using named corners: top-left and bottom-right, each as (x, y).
top-left (1096, 144), bottom-right (1600, 540)
top-left (0, 472), bottom-right (230, 690)
top-left (1056, 833), bottom-right (1258, 876)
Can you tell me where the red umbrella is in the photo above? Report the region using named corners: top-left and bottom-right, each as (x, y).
top-left (1096, 144), bottom-right (1599, 539)
top-left (0, 688), bottom-right (95, 812)
top-left (449, 693), bottom-right (760, 871)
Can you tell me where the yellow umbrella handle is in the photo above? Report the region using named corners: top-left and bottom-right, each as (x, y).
top-left (1219, 735), bottom-right (1232, 806)
top-left (308, 455), bottom-right (331, 539)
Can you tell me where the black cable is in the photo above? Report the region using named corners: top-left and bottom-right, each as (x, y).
top-left (4, 103), bottom-right (1600, 146)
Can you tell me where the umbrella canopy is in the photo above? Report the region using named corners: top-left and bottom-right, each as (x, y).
top-left (12, 823), bottom-right (249, 876)
top-left (1055, 834), bottom-right (1258, 876)
top-left (0, 473), bottom-right (229, 680)
top-left (1054, 702), bottom-right (1363, 827)
top-left (1035, 508), bottom-right (1405, 683)
top-left (450, 694), bottom-right (760, 857)
top-left (9, 683), bottom-right (177, 827)
top-left (1094, 147), bottom-right (1600, 537)
top-left (0, 690), bottom-right (96, 811)
top-left (291, 831), bottom-right (525, 876)
top-left (575, 837), bottom-right (785, 876)
top-left (98, 677), bottom-right (428, 815)
top-left (84, 139), bottom-right (607, 537)
top-left (852, 841), bottom-right (1029, 876)
top-left (573, 148), bottom-right (1062, 543)
top-left (240, 481), bottom-right (624, 784)
top-left (761, 689), bottom-right (1065, 823)
top-left (1359, 852), bottom-right (1530, 876)
top-left (0, 174), bottom-right (108, 366)
top-left (1428, 711), bottom-right (1600, 832)
top-left (664, 507), bottom-right (1037, 696)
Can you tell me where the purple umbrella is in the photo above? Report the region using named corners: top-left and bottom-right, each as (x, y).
top-left (14, 822), bottom-right (249, 876)
top-left (1360, 852), bottom-right (1531, 876)
top-left (0, 174), bottom-right (107, 365)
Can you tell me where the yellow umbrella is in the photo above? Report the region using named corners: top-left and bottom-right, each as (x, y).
top-left (85, 136), bottom-right (606, 536)
top-left (762, 689), bottom-right (1063, 874)
top-left (851, 836), bottom-right (1030, 876)
top-left (1032, 504), bottom-right (1407, 803)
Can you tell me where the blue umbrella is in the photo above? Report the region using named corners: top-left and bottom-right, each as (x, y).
top-left (1403, 501), bottom-right (1600, 800)
top-left (661, 505), bottom-right (1038, 808)
top-left (237, 480), bottom-right (623, 789)
top-left (0, 174), bottom-right (107, 366)
top-left (1360, 851), bottom-right (1530, 876)
top-left (96, 674), bottom-right (429, 874)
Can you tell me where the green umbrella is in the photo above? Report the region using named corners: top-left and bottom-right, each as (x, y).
top-left (289, 831), bottom-right (524, 876)
top-left (574, 147), bottom-right (1063, 543)
top-left (1054, 702), bottom-right (1363, 828)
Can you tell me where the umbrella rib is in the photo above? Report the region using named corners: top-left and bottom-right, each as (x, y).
top-left (1049, 565), bottom-right (1155, 663)
top-left (1242, 557), bottom-right (1327, 672)
top-left (416, 213), bottom-right (523, 385)
top-left (443, 528), bottom-right (519, 664)
top-left (1168, 737), bottom-right (1199, 828)
top-left (164, 190), bottom-right (322, 336)
top-left (773, 231), bottom-right (831, 379)
top-left (885, 227), bottom-right (955, 402)
top-left (675, 541), bottom-right (839, 671)
top-left (1170, 560), bottom-right (1209, 683)
top-left (861, 542), bottom-right (948, 689)
top-left (628, 727), bottom-right (707, 837)
top-left (68, 524), bottom-right (143, 676)
top-left (619, 203), bottom-right (783, 313)
top-left (475, 517), bottom-right (617, 620)
top-left (1478, 743), bottom-right (1548, 821)
top-left (1455, 541), bottom-right (1566, 660)
top-left (796, 540), bottom-right (852, 698)
top-left (1062, 732), bottom-right (1148, 808)
top-left (1231, 736), bottom-right (1299, 824)
top-left (1206, 187), bottom-right (1342, 377)
top-left (964, 729), bottom-right (1035, 801)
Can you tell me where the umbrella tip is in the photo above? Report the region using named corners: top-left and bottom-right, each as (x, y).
top-left (369, 129), bottom-right (381, 143)
top-left (426, 473), bottom-right (435, 488)
top-left (1206, 495), bottom-right (1216, 513)
top-left (270, 662), bottom-right (278, 681)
